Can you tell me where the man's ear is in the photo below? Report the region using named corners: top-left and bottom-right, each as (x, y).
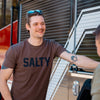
top-left (26, 23), bottom-right (30, 31)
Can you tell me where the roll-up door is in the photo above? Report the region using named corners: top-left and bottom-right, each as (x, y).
top-left (20, 0), bottom-right (71, 45)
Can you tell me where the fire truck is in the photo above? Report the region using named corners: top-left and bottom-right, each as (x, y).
top-left (0, 0), bottom-right (100, 100)
top-left (0, 20), bottom-right (18, 100)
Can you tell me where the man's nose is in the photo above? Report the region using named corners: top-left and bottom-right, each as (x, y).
top-left (38, 25), bottom-right (42, 29)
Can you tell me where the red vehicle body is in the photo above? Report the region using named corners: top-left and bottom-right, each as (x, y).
top-left (0, 20), bottom-right (18, 100)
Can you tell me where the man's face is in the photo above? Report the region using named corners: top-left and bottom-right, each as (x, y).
top-left (26, 16), bottom-right (46, 38)
top-left (96, 38), bottom-right (100, 56)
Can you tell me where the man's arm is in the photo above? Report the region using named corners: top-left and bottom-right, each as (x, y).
top-left (0, 67), bottom-right (13, 100)
top-left (60, 51), bottom-right (100, 69)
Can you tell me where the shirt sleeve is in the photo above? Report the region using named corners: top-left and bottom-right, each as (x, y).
top-left (52, 41), bottom-right (66, 57)
top-left (2, 46), bottom-right (17, 69)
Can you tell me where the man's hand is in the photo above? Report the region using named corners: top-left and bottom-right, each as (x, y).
top-left (0, 68), bottom-right (13, 100)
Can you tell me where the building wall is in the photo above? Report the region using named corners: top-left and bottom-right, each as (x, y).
top-left (0, 0), bottom-right (12, 28)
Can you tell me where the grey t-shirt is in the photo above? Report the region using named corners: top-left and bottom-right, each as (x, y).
top-left (2, 39), bottom-right (66, 100)
top-left (91, 64), bottom-right (100, 100)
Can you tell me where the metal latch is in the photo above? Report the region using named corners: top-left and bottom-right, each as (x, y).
top-left (72, 80), bottom-right (80, 96)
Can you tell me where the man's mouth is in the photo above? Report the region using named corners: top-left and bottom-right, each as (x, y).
top-left (37, 29), bottom-right (44, 33)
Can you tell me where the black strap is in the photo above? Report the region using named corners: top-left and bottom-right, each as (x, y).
top-left (77, 79), bottom-right (92, 100)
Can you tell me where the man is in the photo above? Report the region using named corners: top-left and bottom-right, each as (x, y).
top-left (91, 25), bottom-right (100, 100)
top-left (0, 10), bottom-right (99, 100)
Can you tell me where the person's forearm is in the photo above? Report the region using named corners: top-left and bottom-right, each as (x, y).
top-left (0, 79), bottom-right (12, 100)
top-left (60, 51), bottom-right (100, 69)
top-left (75, 55), bottom-right (100, 69)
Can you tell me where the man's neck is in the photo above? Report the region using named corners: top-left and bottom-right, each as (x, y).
top-left (28, 37), bottom-right (43, 46)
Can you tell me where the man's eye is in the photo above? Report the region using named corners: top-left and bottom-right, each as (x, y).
top-left (41, 22), bottom-right (45, 25)
top-left (33, 23), bottom-right (38, 26)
